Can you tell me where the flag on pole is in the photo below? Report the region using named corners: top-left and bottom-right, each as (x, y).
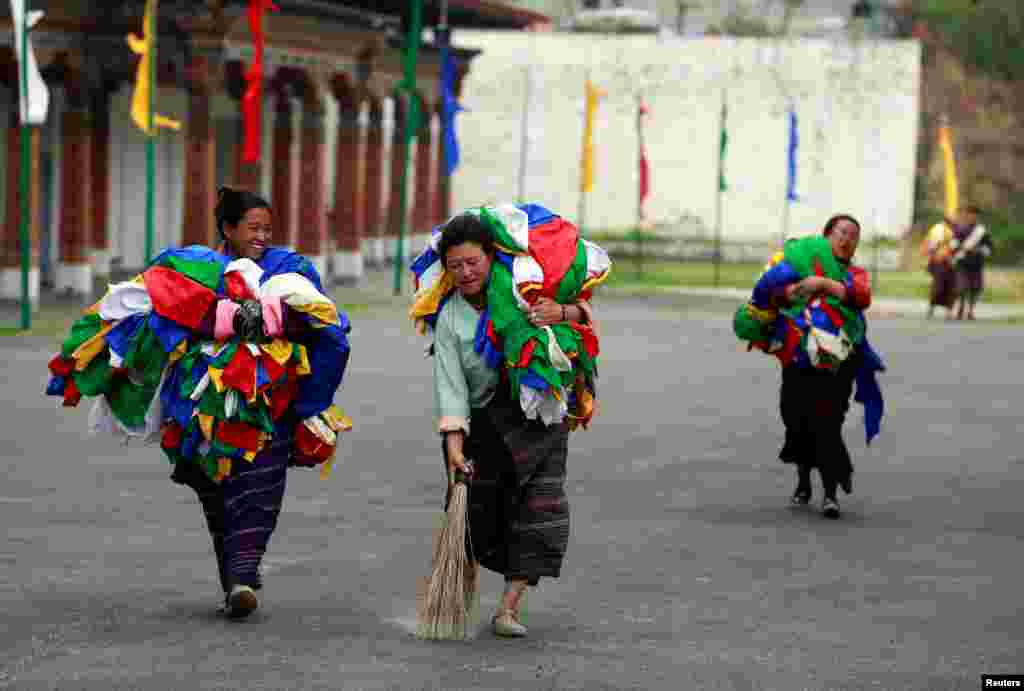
top-left (638, 99), bottom-right (650, 219)
top-left (127, 0), bottom-right (181, 134)
top-left (580, 78), bottom-right (605, 194)
top-left (786, 106), bottom-right (799, 202)
top-left (718, 100), bottom-right (728, 192)
top-left (937, 118), bottom-right (959, 219)
top-left (440, 43), bottom-right (464, 176)
top-left (242, 0), bottom-right (278, 163)
top-left (10, 0), bottom-right (49, 125)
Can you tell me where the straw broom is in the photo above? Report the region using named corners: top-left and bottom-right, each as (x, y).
top-left (416, 461), bottom-right (478, 640)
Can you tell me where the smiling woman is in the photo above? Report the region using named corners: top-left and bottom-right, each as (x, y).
top-left (216, 188), bottom-right (272, 262)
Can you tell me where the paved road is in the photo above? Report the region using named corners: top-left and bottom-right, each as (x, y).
top-left (1, 293), bottom-right (1022, 690)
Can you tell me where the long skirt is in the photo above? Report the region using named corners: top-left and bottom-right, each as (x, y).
top-left (171, 442), bottom-right (290, 594)
top-left (928, 261), bottom-right (957, 308)
top-left (778, 353), bottom-right (861, 495)
top-left (956, 268), bottom-right (984, 304)
top-left (448, 386), bottom-right (570, 586)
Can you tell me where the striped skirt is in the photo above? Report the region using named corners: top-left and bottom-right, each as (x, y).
top-left (172, 442), bottom-right (289, 593)
top-left (455, 385), bottom-right (570, 586)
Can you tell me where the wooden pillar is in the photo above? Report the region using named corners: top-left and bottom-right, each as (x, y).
top-left (384, 94), bottom-right (407, 263)
top-left (412, 103), bottom-right (435, 254)
top-left (1, 108), bottom-right (41, 306)
top-left (90, 88), bottom-right (111, 277)
top-left (434, 103), bottom-right (452, 227)
top-left (182, 56), bottom-right (216, 248)
top-left (57, 107), bottom-right (93, 297)
top-left (270, 86), bottom-right (294, 249)
top-left (296, 88), bottom-right (326, 278)
top-left (363, 99), bottom-right (385, 266)
top-left (331, 77), bottom-right (363, 284)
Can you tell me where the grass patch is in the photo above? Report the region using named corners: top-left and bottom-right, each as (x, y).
top-left (607, 259), bottom-right (1024, 304)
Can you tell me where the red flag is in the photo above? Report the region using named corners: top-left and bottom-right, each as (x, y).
top-left (242, 0), bottom-right (278, 164)
top-left (638, 100), bottom-right (650, 219)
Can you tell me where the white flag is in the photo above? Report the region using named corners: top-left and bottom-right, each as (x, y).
top-left (10, 0), bottom-right (50, 125)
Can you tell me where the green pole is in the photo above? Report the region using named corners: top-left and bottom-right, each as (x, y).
top-left (144, 2), bottom-right (156, 266)
top-left (18, 7), bottom-right (31, 331)
top-left (392, 0), bottom-right (423, 296)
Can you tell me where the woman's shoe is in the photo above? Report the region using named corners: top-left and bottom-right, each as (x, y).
top-left (227, 585), bottom-right (259, 619)
top-left (822, 498), bottom-right (841, 519)
top-left (492, 609), bottom-right (527, 638)
top-left (791, 486), bottom-right (812, 506)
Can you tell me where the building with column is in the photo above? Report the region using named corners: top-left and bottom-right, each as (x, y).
top-left (0, 0), bottom-right (547, 304)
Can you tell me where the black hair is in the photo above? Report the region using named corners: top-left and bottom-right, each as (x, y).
top-left (215, 186), bottom-right (271, 242)
top-left (437, 213), bottom-right (495, 267)
top-left (823, 213), bottom-right (861, 236)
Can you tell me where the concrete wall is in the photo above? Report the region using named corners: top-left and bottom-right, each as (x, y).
top-left (451, 32), bottom-right (921, 243)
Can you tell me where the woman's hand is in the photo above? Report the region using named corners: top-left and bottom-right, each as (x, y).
top-left (787, 276), bottom-right (848, 303)
top-left (528, 297), bottom-right (568, 327)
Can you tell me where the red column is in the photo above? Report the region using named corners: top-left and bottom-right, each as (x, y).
top-left (295, 97), bottom-right (326, 270)
top-left (182, 57), bottom-right (216, 247)
top-left (385, 95), bottom-right (409, 262)
top-left (58, 108), bottom-right (93, 296)
top-left (412, 106), bottom-right (435, 240)
top-left (332, 83), bottom-right (363, 282)
top-left (434, 104), bottom-right (451, 227)
top-left (90, 92), bottom-right (111, 277)
top-left (270, 89), bottom-right (294, 248)
top-left (363, 99), bottom-right (385, 266)
top-left (2, 111), bottom-right (41, 304)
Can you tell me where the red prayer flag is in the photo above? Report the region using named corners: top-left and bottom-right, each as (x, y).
top-left (222, 346), bottom-right (258, 400)
top-left (242, 0), bottom-right (278, 164)
top-left (638, 99), bottom-right (650, 219)
top-left (143, 266), bottom-right (218, 330)
top-left (528, 218), bottom-right (580, 297)
top-left (216, 420), bottom-right (264, 453)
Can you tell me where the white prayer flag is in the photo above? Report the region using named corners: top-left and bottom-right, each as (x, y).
top-left (9, 0), bottom-right (50, 125)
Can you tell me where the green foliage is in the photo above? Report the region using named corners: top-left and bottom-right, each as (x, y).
top-left (910, 0), bottom-right (1024, 80)
top-left (985, 192), bottom-right (1024, 266)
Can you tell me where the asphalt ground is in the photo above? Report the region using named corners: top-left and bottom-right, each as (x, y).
top-left (1, 290), bottom-right (1022, 690)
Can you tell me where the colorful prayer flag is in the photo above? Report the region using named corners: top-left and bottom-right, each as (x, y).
top-left (127, 0), bottom-right (181, 134)
top-left (638, 100), bottom-right (650, 219)
top-left (9, 0), bottom-right (50, 125)
top-left (938, 119), bottom-right (959, 219)
top-left (580, 79), bottom-right (605, 194)
top-left (242, 0), bottom-right (278, 163)
top-left (786, 106), bottom-right (799, 203)
top-left (718, 100), bottom-right (728, 192)
top-left (440, 42), bottom-right (464, 176)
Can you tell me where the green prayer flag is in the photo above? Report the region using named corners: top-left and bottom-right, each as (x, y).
top-left (718, 101), bottom-right (728, 193)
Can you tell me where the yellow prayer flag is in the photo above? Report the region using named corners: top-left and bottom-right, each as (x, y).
top-left (938, 121), bottom-right (958, 219)
top-left (128, 0), bottom-right (181, 134)
top-left (580, 79), bottom-right (605, 194)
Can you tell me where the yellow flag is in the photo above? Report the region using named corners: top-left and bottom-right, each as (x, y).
top-left (937, 121), bottom-right (958, 219)
top-left (580, 78), bottom-right (605, 193)
top-left (128, 0), bottom-right (181, 134)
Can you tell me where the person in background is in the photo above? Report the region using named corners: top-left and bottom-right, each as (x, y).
top-left (923, 217), bottom-right (958, 320)
top-left (951, 205), bottom-right (993, 321)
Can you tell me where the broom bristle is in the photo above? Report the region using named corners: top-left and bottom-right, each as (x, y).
top-left (416, 483), bottom-right (478, 640)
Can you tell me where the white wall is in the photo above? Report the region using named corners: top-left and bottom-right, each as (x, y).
top-left (109, 83), bottom-right (187, 272)
top-left (452, 32), bottom-right (921, 242)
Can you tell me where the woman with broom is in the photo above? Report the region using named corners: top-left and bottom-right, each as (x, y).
top-left (733, 214), bottom-right (885, 519)
top-left (413, 205), bottom-right (609, 638)
top-left (45, 187), bottom-right (352, 619)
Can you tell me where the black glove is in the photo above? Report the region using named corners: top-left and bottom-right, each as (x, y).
top-left (233, 300), bottom-right (265, 343)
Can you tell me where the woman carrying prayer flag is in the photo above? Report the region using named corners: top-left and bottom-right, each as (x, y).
top-left (45, 187), bottom-right (352, 619)
top-left (411, 205), bottom-right (610, 637)
top-left (733, 214), bottom-right (884, 519)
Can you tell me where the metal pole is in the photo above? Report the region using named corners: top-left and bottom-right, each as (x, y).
top-left (713, 91), bottom-right (725, 288)
top-left (517, 65), bottom-right (532, 204)
top-left (144, 0), bottom-right (157, 266)
top-left (18, 7), bottom-right (31, 330)
top-left (392, 0), bottom-right (423, 296)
